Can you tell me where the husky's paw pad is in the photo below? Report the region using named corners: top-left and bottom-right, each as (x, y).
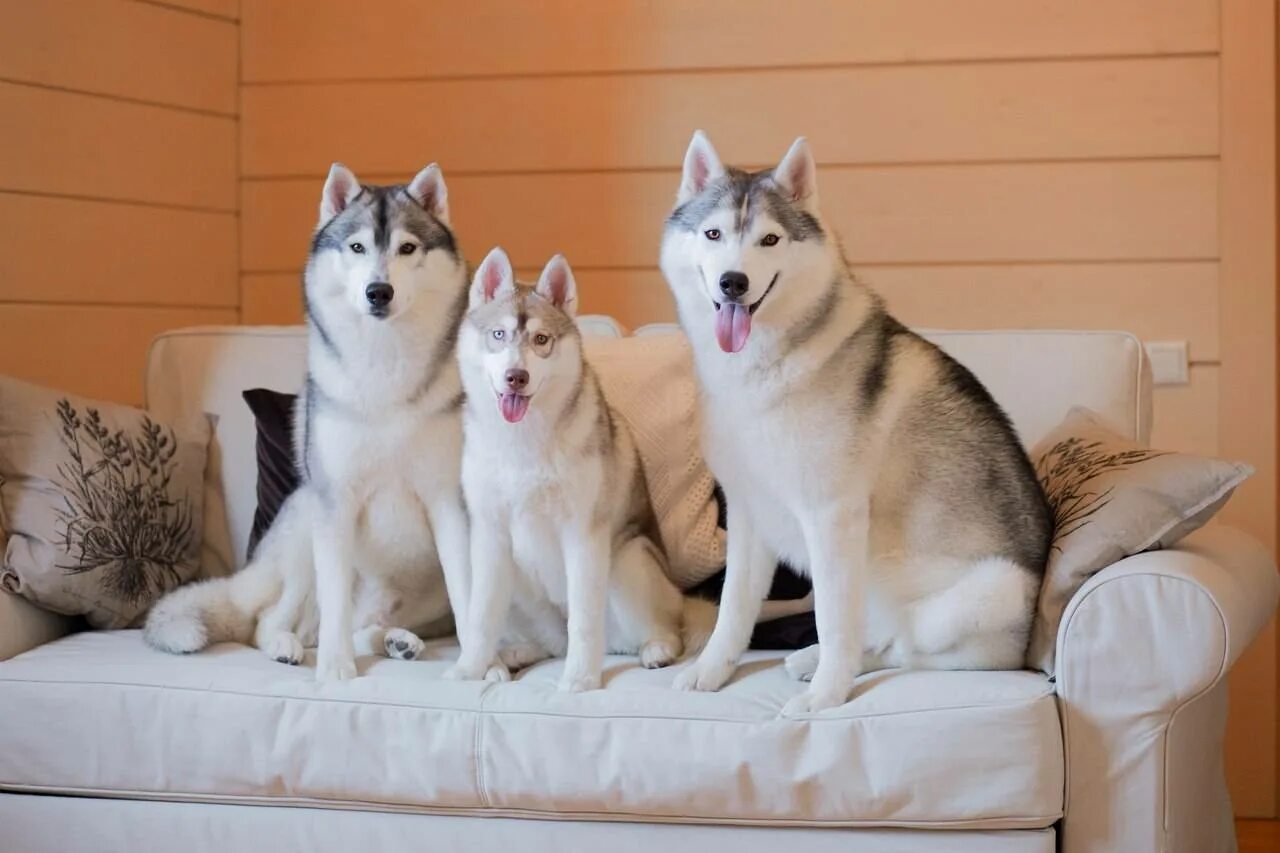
top-left (783, 645), bottom-right (819, 682)
top-left (557, 671), bottom-right (601, 693)
top-left (639, 638), bottom-right (681, 669)
top-left (383, 628), bottom-right (425, 661)
top-left (672, 657), bottom-right (735, 692)
top-left (262, 633), bottom-right (304, 666)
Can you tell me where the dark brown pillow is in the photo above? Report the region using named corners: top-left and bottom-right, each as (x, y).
top-left (241, 389), bottom-right (299, 560)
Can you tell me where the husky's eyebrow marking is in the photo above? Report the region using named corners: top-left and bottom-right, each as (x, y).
top-left (665, 167), bottom-right (825, 243)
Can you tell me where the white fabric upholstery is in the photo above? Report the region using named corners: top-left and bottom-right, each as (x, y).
top-left (0, 794), bottom-right (1056, 853)
top-left (145, 324), bottom-right (1150, 573)
top-left (0, 631), bottom-right (1061, 829)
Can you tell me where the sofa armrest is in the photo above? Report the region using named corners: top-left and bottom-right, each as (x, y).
top-left (1056, 525), bottom-right (1278, 853)
top-left (0, 591), bottom-right (75, 661)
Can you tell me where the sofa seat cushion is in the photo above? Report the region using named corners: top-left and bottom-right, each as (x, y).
top-left (0, 631), bottom-right (1063, 829)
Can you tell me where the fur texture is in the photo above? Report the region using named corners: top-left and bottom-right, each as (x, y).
top-left (446, 250), bottom-right (809, 691)
top-left (660, 133), bottom-right (1052, 714)
top-left (145, 163), bottom-right (470, 680)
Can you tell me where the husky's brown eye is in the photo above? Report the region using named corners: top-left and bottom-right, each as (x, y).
top-left (491, 329), bottom-right (505, 341)
top-left (761, 233), bottom-right (780, 247)
top-left (534, 333), bottom-right (550, 346)
top-left (349, 242), bottom-right (366, 254)
top-left (398, 242), bottom-right (417, 255)
top-left (704, 229), bottom-right (721, 241)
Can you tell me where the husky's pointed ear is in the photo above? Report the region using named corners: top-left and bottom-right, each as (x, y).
top-left (320, 163), bottom-right (361, 224)
top-left (407, 163), bottom-right (450, 225)
top-left (535, 254), bottom-right (578, 316)
top-left (773, 137), bottom-right (818, 206)
top-left (678, 130), bottom-right (725, 204)
top-left (471, 247), bottom-right (515, 306)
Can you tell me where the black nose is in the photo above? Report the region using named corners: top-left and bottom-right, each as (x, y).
top-left (719, 271), bottom-right (749, 301)
top-left (504, 368), bottom-right (530, 392)
top-left (365, 282), bottom-right (394, 308)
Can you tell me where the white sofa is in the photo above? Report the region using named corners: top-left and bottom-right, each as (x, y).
top-left (1, 323), bottom-right (1276, 853)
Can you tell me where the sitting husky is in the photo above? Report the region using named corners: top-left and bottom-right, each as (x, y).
top-left (445, 249), bottom-right (810, 690)
top-left (443, 248), bottom-right (691, 691)
top-left (146, 162), bottom-right (472, 682)
top-left (661, 132), bottom-right (1052, 714)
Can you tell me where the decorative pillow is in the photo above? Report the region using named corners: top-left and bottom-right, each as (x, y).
top-left (583, 333), bottom-right (726, 587)
top-left (1028, 406), bottom-right (1253, 674)
top-left (0, 375), bottom-right (210, 629)
top-left (242, 388), bottom-right (300, 559)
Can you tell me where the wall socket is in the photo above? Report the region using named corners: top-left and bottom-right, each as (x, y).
top-left (1145, 341), bottom-right (1189, 386)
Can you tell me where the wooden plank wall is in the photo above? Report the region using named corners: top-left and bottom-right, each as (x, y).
top-left (238, 0), bottom-right (1278, 812)
top-left (238, 0), bottom-right (1221, 457)
top-left (0, 0), bottom-right (239, 404)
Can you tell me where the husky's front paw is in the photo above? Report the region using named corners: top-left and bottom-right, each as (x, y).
top-left (557, 668), bottom-right (601, 693)
top-left (672, 655), bottom-right (737, 691)
top-left (442, 658), bottom-right (490, 681)
top-left (383, 628), bottom-right (425, 661)
top-left (484, 662), bottom-right (511, 682)
top-left (783, 644), bottom-right (819, 682)
top-left (315, 655), bottom-right (357, 682)
top-left (779, 683), bottom-right (851, 717)
top-left (261, 631), bottom-right (304, 666)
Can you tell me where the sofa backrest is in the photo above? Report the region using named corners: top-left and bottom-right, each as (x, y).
top-left (146, 322), bottom-right (1150, 574)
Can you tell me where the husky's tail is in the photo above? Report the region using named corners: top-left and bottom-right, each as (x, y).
top-left (681, 592), bottom-right (815, 656)
top-left (143, 571), bottom-right (271, 654)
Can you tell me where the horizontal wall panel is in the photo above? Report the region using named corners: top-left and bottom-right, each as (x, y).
top-left (0, 194), bottom-right (237, 307)
top-left (241, 272), bottom-right (299, 325)
top-left (1, 0), bottom-right (237, 113)
top-left (144, 0), bottom-right (237, 20)
top-left (1150, 365), bottom-right (1218, 456)
top-left (864, 262), bottom-right (1220, 360)
top-left (0, 82), bottom-right (236, 210)
top-left (0, 304), bottom-right (237, 404)
top-left (242, 160), bottom-right (1217, 272)
top-left (241, 57), bottom-right (1218, 176)
top-left (243, 0), bottom-right (1216, 82)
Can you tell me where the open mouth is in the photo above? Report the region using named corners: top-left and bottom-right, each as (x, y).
top-left (711, 272), bottom-right (778, 353)
top-left (495, 391), bottom-right (531, 423)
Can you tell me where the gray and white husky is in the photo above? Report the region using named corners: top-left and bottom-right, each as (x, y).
top-left (446, 249), bottom-right (810, 690)
top-left (145, 162), bottom-right (472, 682)
top-left (661, 132), bottom-right (1052, 714)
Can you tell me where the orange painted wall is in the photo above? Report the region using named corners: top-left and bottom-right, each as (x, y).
top-left (0, 0), bottom-right (239, 404)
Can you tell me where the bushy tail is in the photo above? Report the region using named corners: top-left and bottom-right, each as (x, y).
top-left (143, 563), bottom-right (280, 654)
top-left (681, 591), bottom-right (815, 656)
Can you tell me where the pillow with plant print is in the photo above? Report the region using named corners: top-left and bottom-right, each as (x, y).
top-left (1027, 406), bottom-right (1252, 674)
top-left (0, 375), bottom-right (210, 629)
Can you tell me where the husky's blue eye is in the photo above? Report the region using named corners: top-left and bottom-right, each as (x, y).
top-left (398, 242), bottom-right (416, 255)
top-left (761, 233), bottom-right (780, 247)
top-left (704, 229), bottom-right (721, 241)
top-left (491, 329), bottom-right (505, 341)
top-left (349, 242), bottom-right (365, 254)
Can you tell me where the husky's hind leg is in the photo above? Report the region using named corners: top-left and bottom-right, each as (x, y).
top-left (905, 556), bottom-right (1038, 670)
top-left (607, 537), bottom-right (684, 669)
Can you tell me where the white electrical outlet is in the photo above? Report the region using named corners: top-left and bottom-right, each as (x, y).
top-left (1145, 341), bottom-right (1189, 386)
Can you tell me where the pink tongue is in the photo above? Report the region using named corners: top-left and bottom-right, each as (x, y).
top-left (500, 393), bottom-right (529, 423)
top-left (715, 302), bottom-right (752, 353)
